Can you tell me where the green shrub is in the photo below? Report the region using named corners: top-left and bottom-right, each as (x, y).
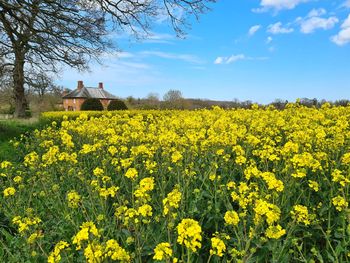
top-left (107, 99), bottom-right (128, 110)
top-left (80, 98), bottom-right (104, 111)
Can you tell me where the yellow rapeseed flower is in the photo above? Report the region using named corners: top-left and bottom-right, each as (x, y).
top-left (291, 205), bottom-right (311, 225)
top-left (210, 237), bottom-right (226, 257)
top-left (224, 211), bottom-right (240, 226)
top-left (47, 241), bottom-right (69, 263)
top-left (332, 196), bottom-right (348, 211)
top-left (265, 225), bottom-right (286, 239)
top-left (3, 187), bottom-right (16, 197)
top-left (66, 190), bottom-right (81, 208)
top-left (163, 187), bottom-right (182, 216)
top-left (153, 242), bottom-right (172, 261)
top-left (177, 218), bottom-right (202, 252)
top-left (125, 168), bottom-right (138, 180)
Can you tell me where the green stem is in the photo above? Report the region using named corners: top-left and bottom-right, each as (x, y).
top-left (187, 249), bottom-right (191, 263)
top-left (319, 226), bottom-right (339, 263)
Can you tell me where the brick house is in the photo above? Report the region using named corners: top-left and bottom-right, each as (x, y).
top-left (62, 81), bottom-right (118, 111)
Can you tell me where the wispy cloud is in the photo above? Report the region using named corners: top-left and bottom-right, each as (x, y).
top-left (140, 51), bottom-right (204, 64)
top-left (101, 51), bottom-right (135, 60)
top-left (113, 28), bottom-right (176, 44)
top-left (143, 32), bottom-right (176, 44)
top-left (253, 0), bottom-right (310, 13)
top-left (267, 22), bottom-right (294, 34)
top-left (248, 25), bottom-right (262, 36)
top-left (296, 8), bottom-right (338, 34)
top-left (342, 0), bottom-right (350, 8)
top-left (214, 54), bottom-right (268, 65)
top-left (300, 16), bottom-right (338, 34)
top-left (266, 36), bottom-right (273, 44)
top-left (307, 8), bottom-right (327, 18)
top-left (331, 14), bottom-right (350, 46)
top-left (60, 60), bottom-right (158, 89)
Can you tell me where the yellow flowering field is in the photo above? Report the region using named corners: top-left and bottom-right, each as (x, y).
top-left (1, 104), bottom-right (350, 262)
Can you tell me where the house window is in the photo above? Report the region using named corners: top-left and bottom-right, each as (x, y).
top-left (65, 99), bottom-right (68, 104)
top-left (73, 99), bottom-right (76, 104)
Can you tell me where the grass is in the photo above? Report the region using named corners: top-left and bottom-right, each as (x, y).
top-left (0, 118), bottom-right (41, 162)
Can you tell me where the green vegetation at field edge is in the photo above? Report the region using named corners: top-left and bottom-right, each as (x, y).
top-left (0, 119), bottom-right (41, 162)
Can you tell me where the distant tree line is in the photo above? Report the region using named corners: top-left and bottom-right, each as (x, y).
top-left (125, 91), bottom-right (350, 110)
top-left (270, 98), bottom-right (350, 110)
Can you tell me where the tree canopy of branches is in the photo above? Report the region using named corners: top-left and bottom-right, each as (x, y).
top-left (0, 0), bottom-right (216, 117)
top-left (163, 89), bottom-right (188, 109)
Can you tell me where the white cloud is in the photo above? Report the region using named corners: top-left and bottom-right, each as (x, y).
top-left (343, 14), bottom-right (350, 28)
top-left (307, 8), bottom-right (326, 18)
top-left (99, 51), bottom-right (135, 60)
top-left (248, 25), bottom-right (261, 36)
top-left (267, 22), bottom-right (294, 34)
top-left (214, 54), bottom-right (245, 64)
top-left (214, 54), bottom-right (268, 65)
top-left (144, 32), bottom-right (176, 43)
top-left (113, 28), bottom-right (176, 44)
top-left (331, 14), bottom-right (350, 46)
top-left (227, 54), bottom-right (246, 64)
top-left (214, 57), bottom-right (225, 64)
top-left (266, 36), bottom-right (273, 44)
top-left (253, 0), bottom-right (309, 12)
top-left (60, 60), bottom-right (158, 90)
top-left (140, 51), bottom-right (203, 64)
top-left (300, 16), bottom-right (339, 34)
top-left (117, 52), bottom-right (135, 58)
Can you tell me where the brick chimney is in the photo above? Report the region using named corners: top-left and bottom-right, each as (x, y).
top-left (77, 80), bottom-right (84, 90)
top-left (98, 82), bottom-right (104, 90)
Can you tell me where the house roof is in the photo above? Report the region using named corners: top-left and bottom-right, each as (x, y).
top-left (63, 87), bottom-right (118, 100)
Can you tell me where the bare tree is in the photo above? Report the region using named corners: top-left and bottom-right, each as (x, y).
top-left (26, 71), bottom-right (57, 101)
top-left (0, 0), bottom-right (216, 117)
top-left (163, 89), bottom-right (187, 109)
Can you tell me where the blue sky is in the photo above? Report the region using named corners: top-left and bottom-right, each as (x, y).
top-left (58, 0), bottom-right (350, 103)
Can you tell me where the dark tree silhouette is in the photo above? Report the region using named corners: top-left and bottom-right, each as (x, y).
top-left (80, 98), bottom-right (104, 111)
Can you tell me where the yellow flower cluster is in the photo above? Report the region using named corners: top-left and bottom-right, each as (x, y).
top-left (3, 187), bottom-right (16, 197)
top-left (153, 242), bottom-right (173, 260)
top-left (177, 218), bottom-right (202, 252)
top-left (72, 221), bottom-right (100, 250)
top-left (254, 199), bottom-right (281, 225)
top-left (210, 237), bottom-right (226, 257)
top-left (125, 167), bottom-right (138, 180)
top-left (224, 211), bottom-right (240, 226)
top-left (163, 187), bottom-right (182, 216)
top-left (265, 225), bottom-right (286, 239)
top-left (48, 241), bottom-right (69, 263)
top-left (291, 205), bottom-right (311, 225)
top-left (104, 239), bottom-right (131, 262)
top-left (332, 196), bottom-right (348, 211)
top-left (66, 190), bottom-right (81, 208)
top-left (12, 215), bottom-right (41, 233)
top-left (134, 177), bottom-right (154, 202)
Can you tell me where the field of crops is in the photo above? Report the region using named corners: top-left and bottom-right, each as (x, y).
top-left (1, 104), bottom-right (350, 262)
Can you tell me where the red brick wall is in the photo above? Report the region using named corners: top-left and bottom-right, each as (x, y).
top-left (63, 98), bottom-right (111, 111)
top-left (63, 98), bottom-right (84, 111)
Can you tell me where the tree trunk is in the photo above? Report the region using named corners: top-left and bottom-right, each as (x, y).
top-left (13, 53), bottom-right (27, 118)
